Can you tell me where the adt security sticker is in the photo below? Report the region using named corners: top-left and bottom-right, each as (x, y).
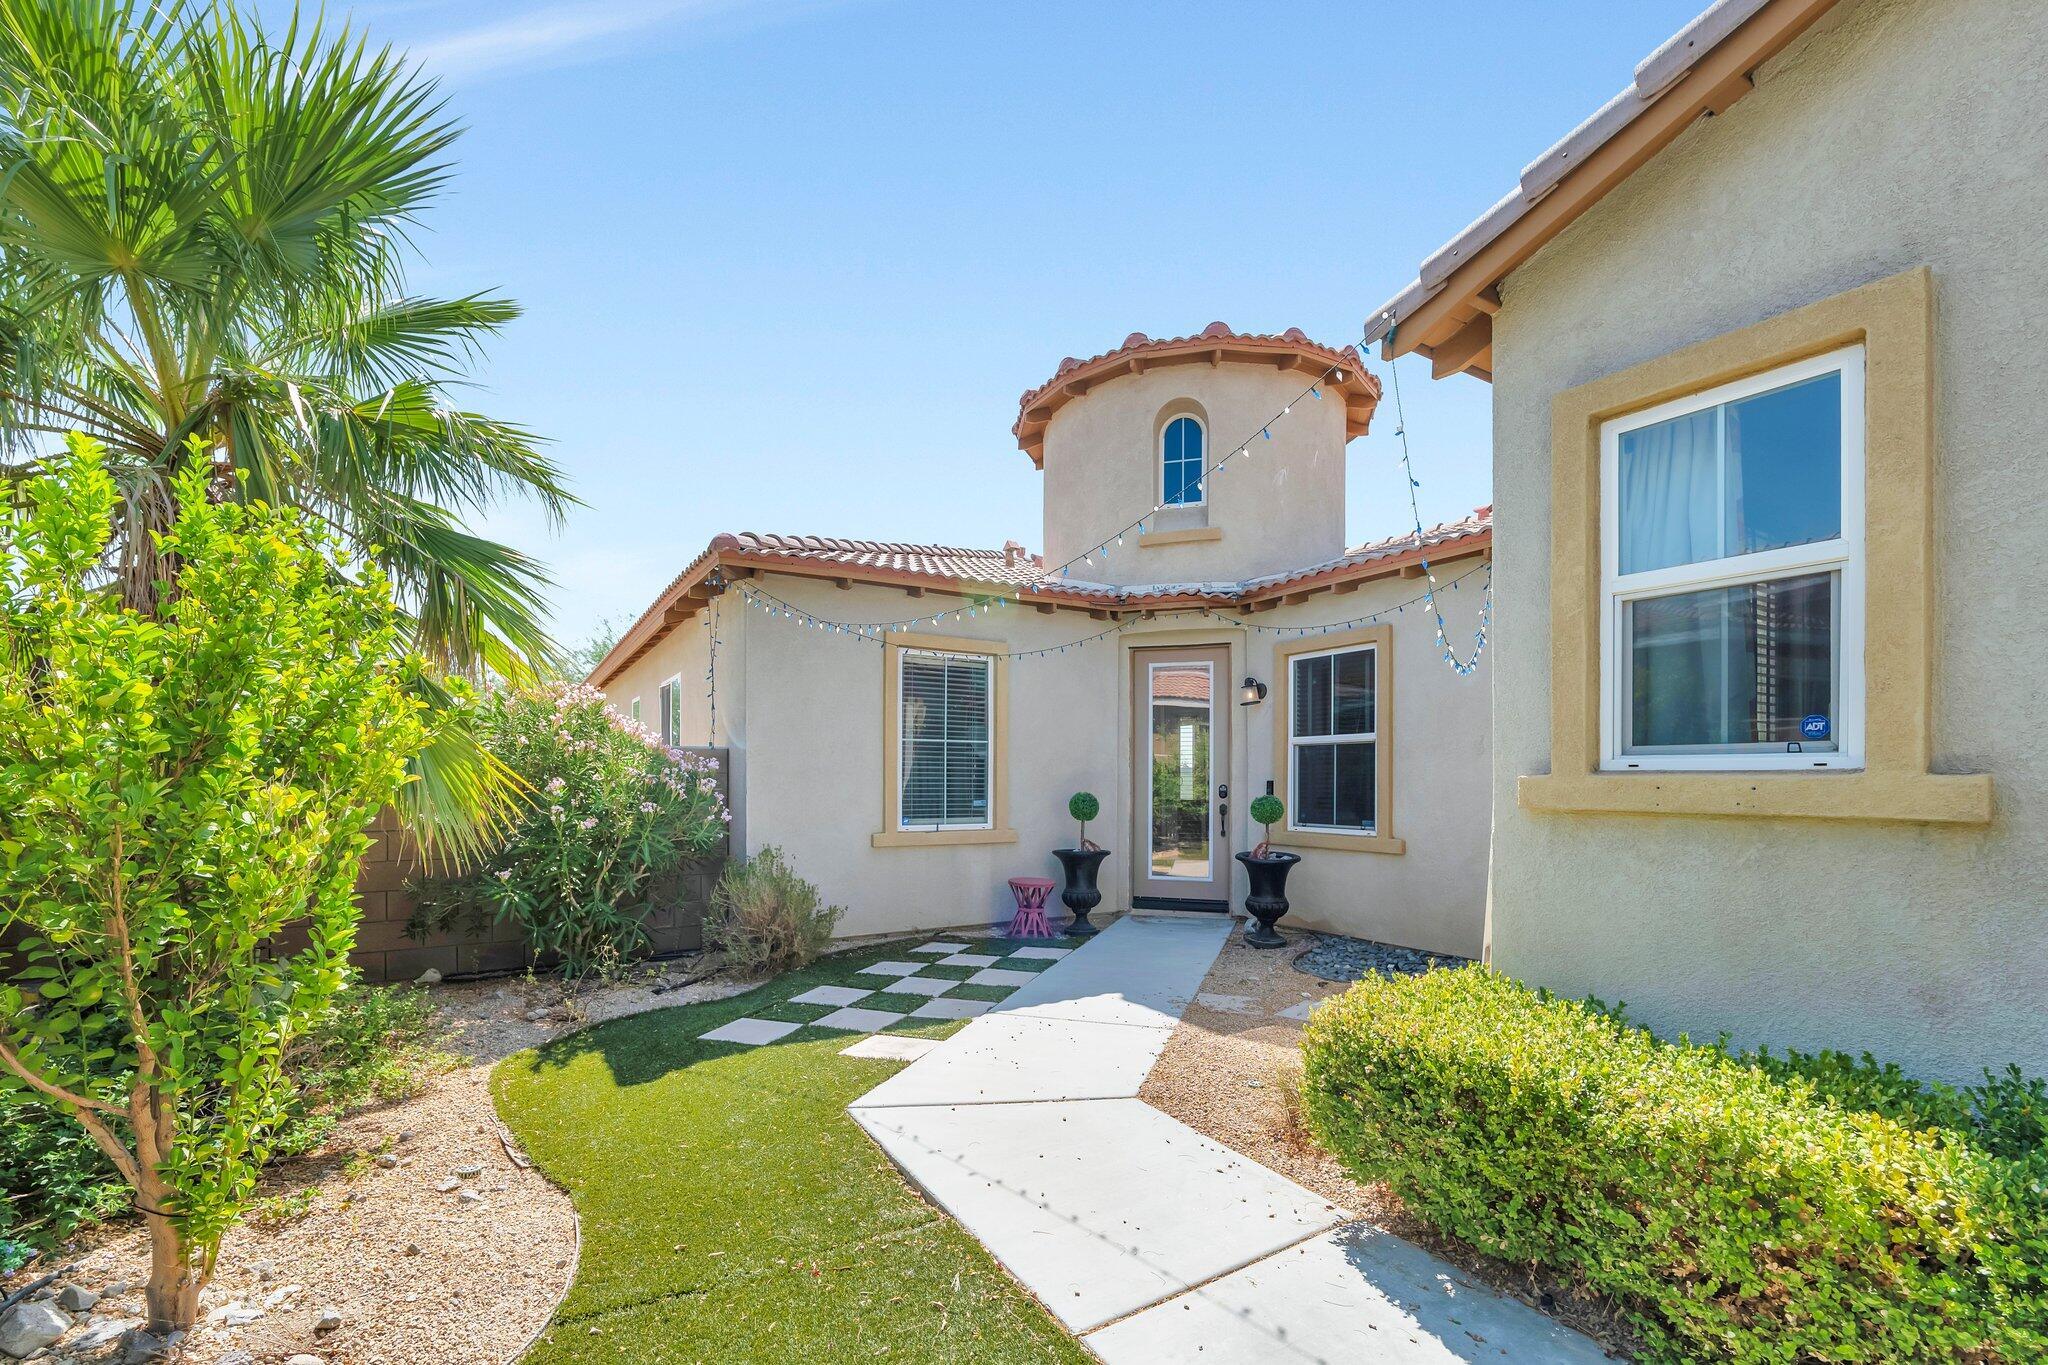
top-left (1801, 715), bottom-right (1831, 741)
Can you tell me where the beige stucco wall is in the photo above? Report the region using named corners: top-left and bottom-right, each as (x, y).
top-left (673, 568), bottom-right (1489, 950)
top-left (604, 599), bottom-right (724, 747)
top-left (1039, 363), bottom-right (1349, 585)
top-left (1485, 0), bottom-right (2048, 1080)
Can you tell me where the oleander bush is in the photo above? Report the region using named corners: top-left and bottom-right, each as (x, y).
top-left (707, 846), bottom-right (842, 976)
top-left (1299, 966), bottom-right (2048, 1364)
top-left (410, 684), bottom-right (730, 976)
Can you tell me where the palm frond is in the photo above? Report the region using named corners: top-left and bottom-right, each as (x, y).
top-left (397, 668), bottom-right (527, 873)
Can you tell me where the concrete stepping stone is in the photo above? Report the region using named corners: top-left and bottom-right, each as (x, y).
top-left (700, 1017), bottom-right (800, 1046)
top-left (966, 967), bottom-right (1038, 988)
top-left (857, 960), bottom-right (927, 977)
top-left (888, 975), bottom-right (957, 998)
top-left (813, 1006), bottom-right (907, 1032)
top-left (908, 997), bottom-right (994, 1021)
top-left (790, 985), bottom-right (872, 1007)
top-left (1086, 1222), bottom-right (1610, 1363)
top-left (1196, 991), bottom-right (1260, 1015)
top-left (1276, 999), bottom-right (1318, 1021)
top-left (936, 952), bottom-right (1000, 968)
top-left (855, 1098), bottom-right (1347, 1333)
top-left (909, 941), bottom-right (970, 954)
top-left (1007, 946), bottom-right (1071, 960)
top-left (841, 1035), bottom-right (941, 1061)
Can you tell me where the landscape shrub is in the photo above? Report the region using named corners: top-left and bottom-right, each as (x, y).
top-left (0, 982), bottom-right (449, 1273)
top-left (1299, 966), bottom-right (2048, 1363)
top-left (707, 847), bottom-right (842, 976)
top-left (410, 683), bottom-right (730, 976)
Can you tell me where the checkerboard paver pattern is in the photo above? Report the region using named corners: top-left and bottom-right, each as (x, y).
top-left (698, 936), bottom-right (1078, 1048)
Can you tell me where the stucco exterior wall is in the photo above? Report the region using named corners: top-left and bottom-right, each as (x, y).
top-left (603, 597), bottom-right (724, 747)
top-left (699, 567), bottom-right (1488, 951)
top-left (1040, 364), bottom-right (1349, 585)
top-left (1486, 0), bottom-right (2048, 1080)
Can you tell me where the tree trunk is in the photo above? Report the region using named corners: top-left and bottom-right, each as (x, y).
top-left (139, 1173), bottom-right (205, 1335)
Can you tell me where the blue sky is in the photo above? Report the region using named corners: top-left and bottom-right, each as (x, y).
top-left (313, 0), bottom-right (1706, 650)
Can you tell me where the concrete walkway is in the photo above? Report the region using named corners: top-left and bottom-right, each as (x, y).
top-left (850, 915), bottom-right (1613, 1362)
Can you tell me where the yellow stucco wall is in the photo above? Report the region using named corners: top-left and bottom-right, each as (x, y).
top-left (1484, 0), bottom-right (2048, 1080)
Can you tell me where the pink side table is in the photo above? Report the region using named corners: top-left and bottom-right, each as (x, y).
top-left (1005, 876), bottom-right (1058, 939)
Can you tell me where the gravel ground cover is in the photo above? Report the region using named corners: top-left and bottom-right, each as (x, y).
top-left (6, 958), bottom-right (749, 1365)
top-left (1291, 932), bottom-right (1473, 982)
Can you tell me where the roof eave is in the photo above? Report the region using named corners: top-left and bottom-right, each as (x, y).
top-left (590, 526), bottom-right (1494, 689)
top-left (1364, 0), bottom-right (1843, 383)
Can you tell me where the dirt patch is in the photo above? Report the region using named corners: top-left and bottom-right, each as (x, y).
top-left (22, 958), bottom-right (753, 1364)
top-left (1140, 927), bottom-right (1642, 1360)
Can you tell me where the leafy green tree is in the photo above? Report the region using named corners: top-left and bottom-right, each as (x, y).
top-left (0, 0), bottom-right (572, 856)
top-left (0, 437), bottom-right (432, 1333)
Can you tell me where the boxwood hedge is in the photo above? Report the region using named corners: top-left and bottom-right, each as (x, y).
top-left (1299, 966), bottom-right (2048, 1363)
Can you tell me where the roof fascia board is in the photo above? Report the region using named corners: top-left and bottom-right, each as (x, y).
top-left (1368, 0), bottom-right (1840, 366)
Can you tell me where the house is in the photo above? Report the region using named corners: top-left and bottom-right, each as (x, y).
top-left (1365, 0), bottom-right (2045, 1080)
top-left (590, 325), bottom-right (1493, 954)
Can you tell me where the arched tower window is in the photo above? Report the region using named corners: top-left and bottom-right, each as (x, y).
top-left (1161, 414), bottom-right (1205, 506)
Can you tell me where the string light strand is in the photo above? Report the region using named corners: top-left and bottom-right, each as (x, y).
top-left (1378, 317), bottom-right (1492, 676)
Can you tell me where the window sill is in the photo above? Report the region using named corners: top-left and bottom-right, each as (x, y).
top-left (1517, 772), bottom-right (1992, 825)
top-left (1266, 830), bottom-right (1406, 855)
top-left (1138, 526), bottom-right (1222, 548)
top-left (871, 827), bottom-right (1020, 849)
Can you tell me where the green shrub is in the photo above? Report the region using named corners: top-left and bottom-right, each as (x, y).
top-left (410, 683), bottom-right (730, 976)
top-left (0, 1106), bottom-right (129, 1272)
top-left (1068, 791), bottom-right (1100, 848)
top-left (0, 983), bottom-right (447, 1271)
top-left (1299, 966), bottom-right (2048, 1363)
top-left (708, 847), bottom-right (842, 976)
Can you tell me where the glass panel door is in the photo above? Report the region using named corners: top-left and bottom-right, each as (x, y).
top-left (1131, 645), bottom-right (1231, 907)
top-left (1149, 662), bottom-right (1213, 879)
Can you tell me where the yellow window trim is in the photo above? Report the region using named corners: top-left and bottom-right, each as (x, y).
top-left (1268, 623), bottom-right (1405, 855)
top-left (1519, 266), bottom-right (1991, 825)
top-left (1138, 526), bottom-right (1223, 548)
top-left (874, 629), bottom-right (1017, 848)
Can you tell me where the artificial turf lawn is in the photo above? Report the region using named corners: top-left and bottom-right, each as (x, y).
top-left (493, 937), bottom-right (1090, 1364)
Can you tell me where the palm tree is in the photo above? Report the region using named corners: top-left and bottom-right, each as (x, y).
top-left (0, 0), bottom-right (573, 855)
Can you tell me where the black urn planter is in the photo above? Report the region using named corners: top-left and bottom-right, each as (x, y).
top-left (1235, 851), bottom-right (1301, 948)
top-left (1052, 847), bottom-right (1111, 937)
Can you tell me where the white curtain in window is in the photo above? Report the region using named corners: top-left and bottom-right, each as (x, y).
top-left (1618, 408), bottom-right (1720, 574)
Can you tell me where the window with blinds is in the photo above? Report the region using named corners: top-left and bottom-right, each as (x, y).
top-left (1289, 644), bottom-right (1377, 832)
top-left (899, 650), bottom-right (993, 829)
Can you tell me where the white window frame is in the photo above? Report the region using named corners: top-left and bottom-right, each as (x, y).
top-left (1146, 659), bottom-right (1215, 881)
top-left (897, 648), bottom-right (995, 832)
top-left (1287, 642), bottom-right (1379, 836)
top-left (630, 697), bottom-right (642, 723)
top-left (1598, 345), bottom-right (1866, 773)
top-left (657, 675), bottom-right (681, 748)
top-left (1159, 413), bottom-right (1208, 509)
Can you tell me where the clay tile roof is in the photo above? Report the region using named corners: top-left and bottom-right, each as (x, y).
top-left (1150, 668), bottom-right (1212, 703)
top-left (710, 531), bottom-right (1052, 588)
top-left (1012, 323), bottom-right (1382, 467)
top-left (588, 509), bottom-right (1493, 688)
top-left (1240, 505), bottom-right (1495, 595)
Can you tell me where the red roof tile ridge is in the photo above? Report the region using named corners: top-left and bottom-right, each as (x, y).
top-left (1017, 322), bottom-right (1366, 413)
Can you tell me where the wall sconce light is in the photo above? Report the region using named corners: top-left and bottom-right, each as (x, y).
top-left (1239, 676), bottom-right (1267, 706)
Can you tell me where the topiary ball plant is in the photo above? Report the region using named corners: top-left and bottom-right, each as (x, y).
top-left (1248, 794), bottom-right (1285, 856)
top-left (1069, 791), bottom-right (1102, 850)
